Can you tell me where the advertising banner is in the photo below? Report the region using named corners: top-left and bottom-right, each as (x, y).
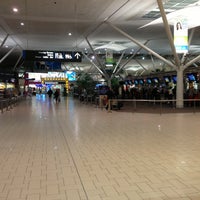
top-left (174, 19), bottom-right (188, 54)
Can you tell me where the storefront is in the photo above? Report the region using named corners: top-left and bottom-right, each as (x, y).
top-left (22, 72), bottom-right (69, 96)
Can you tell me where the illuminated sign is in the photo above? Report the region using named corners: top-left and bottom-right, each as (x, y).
top-left (47, 72), bottom-right (65, 78)
top-left (0, 83), bottom-right (6, 90)
top-left (28, 72), bottom-right (48, 81)
top-left (41, 77), bottom-right (68, 83)
top-left (66, 71), bottom-right (76, 81)
top-left (23, 50), bottom-right (82, 62)
top-left (174, 19), bottom-right (188, 54)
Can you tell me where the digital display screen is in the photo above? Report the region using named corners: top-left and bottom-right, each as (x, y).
top-left (139, 79), bottom-right (144, 84)
top-left (164, 76), bottom-right (170, 83)
top-left (187, 74), bottom-right (196, 81)
top-left (134, 80), bottom-right (138, 85)
top-left (146, 78), bottom-right (152, 84)
top-left (172, 75), bottom-right (177, 83)
top-left (153, 78), bottom-right (159, 83)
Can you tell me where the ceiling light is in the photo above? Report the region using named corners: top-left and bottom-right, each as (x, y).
top-left (13, 7), bottom-right (18, 12)
top-left (68, 33), bottom-right (72, 36)
top-left (20, 22), bottom-right (24, 26)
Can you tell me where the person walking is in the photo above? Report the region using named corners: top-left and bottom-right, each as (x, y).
top-left (54, 89), bottom-right (60, 103)
top-left (47, 88), bottom-right (53, 98)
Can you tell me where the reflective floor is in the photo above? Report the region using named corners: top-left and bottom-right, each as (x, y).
top-left (0, 95), bottom-right (200, 200)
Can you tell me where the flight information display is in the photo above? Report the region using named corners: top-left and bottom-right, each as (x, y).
top-left (23, 50), bottom-right (82, 62)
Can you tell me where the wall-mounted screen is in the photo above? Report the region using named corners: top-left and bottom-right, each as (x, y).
top-left (164, 76), bottom-right (170, 83)
top-left (187, 73), bottom-right (196, 81)
top-left (146, 78), bottom-right (152, 84)
top-left (139, 79), bottom-right (144, 85)
top-left (153, 77), bottom-right (159, 83)
top-left (172, 75), bottom-right (177, 83)
top-left (134, 80), bottom-right (139, 85)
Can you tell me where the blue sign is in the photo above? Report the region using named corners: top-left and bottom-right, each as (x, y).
top-left (66, 71), bottom-right (76, 81)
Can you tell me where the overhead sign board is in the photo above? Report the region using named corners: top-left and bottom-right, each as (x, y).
top-left (23, 50), bottom-right (82, 62)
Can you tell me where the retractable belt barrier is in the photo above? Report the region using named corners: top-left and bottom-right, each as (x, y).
top-left (0, 96), bottom-right (22, 114)
top-left (107, 98), bottom-right (200, 114)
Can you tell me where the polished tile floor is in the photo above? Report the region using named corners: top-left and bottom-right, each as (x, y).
top-left (1, 95), bottom-right (200, 200)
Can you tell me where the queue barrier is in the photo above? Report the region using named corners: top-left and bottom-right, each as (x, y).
top-left (0, 96), bottom-right (23, 114)
top-left (107, 98), bottom-right (200, 114)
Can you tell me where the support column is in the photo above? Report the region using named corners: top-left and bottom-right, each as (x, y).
top-left (157, 0), bottom-right (180, 66)
top-left (176, 67), bottom-right (184, 108)
top-left (107, 78), bottom-right (111, 88)
top-left (135, 59), bottom-right (148, 71)
top-left (13, 53), bottom-right (22, 71)
top-left (82, 52), bottom-right (105, 76)
top-left (114, 40), bottom-right (149, 75)
top-left (0, 34), bottom-right (9, 48)
top-left (112, 50), bottom-right (125, 75)
top-left (106, 22), bottom-right (176, 69)
top-left (85, 37), bottom-right (109, 80)
top-left (0, 45), bottom-right (18, 63)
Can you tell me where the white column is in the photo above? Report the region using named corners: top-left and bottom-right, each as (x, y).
top-left (176, 67), bottom-right (184, 108)
top-left (0, 45), bottom-right (18, 63)
top-left (0, 34), bottom-right (9, 48)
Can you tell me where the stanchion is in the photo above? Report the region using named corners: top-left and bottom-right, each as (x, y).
top-left (0, 101), bottom-right (3, 113)
top-left (6, 100), bottom-right (9, 111)
top-left (134, 100), bottom-right (137, 111)
top-left (193, 100), bottom-right (196, 114)
top-left (107, 99), bottom-right (112, 113)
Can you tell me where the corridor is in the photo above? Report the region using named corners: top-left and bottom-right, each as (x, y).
top-left (0, 96), bottom-right (200, 200)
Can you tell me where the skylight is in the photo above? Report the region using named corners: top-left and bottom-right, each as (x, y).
top-left (142, 0), bottom-right (199, 19)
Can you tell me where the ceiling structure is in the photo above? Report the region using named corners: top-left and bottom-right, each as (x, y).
top-left (1, 0), bottom-right (200, 78)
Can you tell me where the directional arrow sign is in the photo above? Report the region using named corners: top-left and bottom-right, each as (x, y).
top-left (23, 50), bottom-right (82, 62)
top-left (74, 52), bottom-right (81, 59)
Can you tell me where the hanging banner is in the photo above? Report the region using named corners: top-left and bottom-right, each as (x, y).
top-left (106, 50), bottom-right (114, 65)
top-left (174, 19), bottom-right (188, 54)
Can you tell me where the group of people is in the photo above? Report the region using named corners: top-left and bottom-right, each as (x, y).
top-left (47, 88), bottom-right (60, 103)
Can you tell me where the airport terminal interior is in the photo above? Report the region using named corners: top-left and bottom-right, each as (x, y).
top-left (1, 0), bottom-right (200, 199)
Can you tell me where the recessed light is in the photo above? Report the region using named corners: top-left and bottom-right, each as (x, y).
top-left (13, 7), bottom-right (18, 12)
top-left (68, 33), bottom-right (72, 36)
top-left (20, 22), bottom-right (24, 26)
